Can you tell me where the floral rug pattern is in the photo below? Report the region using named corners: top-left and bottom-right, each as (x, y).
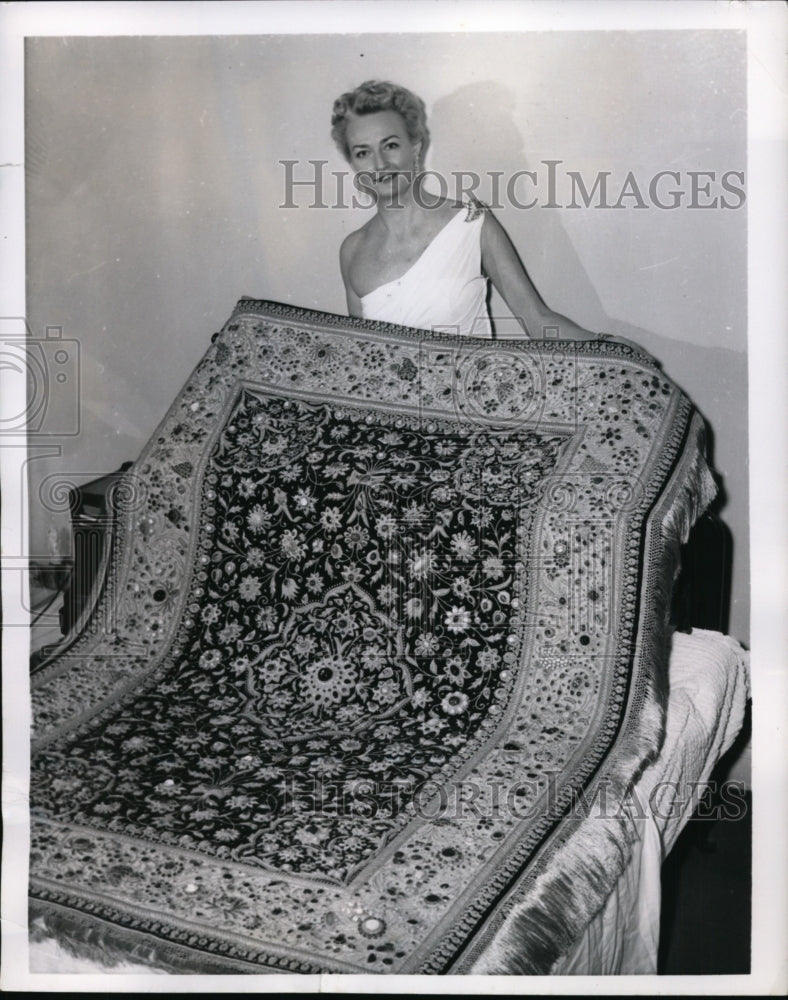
top-left (32, 391), bottom-right (566, 881)
top-left (29, 300), bottom-right (713, 974)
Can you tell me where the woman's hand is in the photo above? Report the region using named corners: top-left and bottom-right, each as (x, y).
top-left (481, 210), bottom-right (606, 342)
top-left (493, 307), bottom-right (601, 342)
top-left (534, 310), bottom-right (599, 342)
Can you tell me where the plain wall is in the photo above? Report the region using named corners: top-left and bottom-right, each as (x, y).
top-left (25, 30), bottom-right (749, 642)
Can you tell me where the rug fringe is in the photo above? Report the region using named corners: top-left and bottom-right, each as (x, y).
top-left (659, 412), bottom-right (719, 578)
top-left (29, 902), bottom-right (263, 975)
top-left (465, 410), bottom-right (717, 975)
top-left (465, 698), bottom-right (661, 975)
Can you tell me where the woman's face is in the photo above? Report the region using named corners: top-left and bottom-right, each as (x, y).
top-left (344, 110), bottom-right (421, 204)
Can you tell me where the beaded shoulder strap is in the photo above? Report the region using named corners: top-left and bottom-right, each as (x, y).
top-left (464, 195), bottom-right (487, 221)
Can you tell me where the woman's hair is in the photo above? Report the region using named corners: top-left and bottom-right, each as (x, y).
top-left (331, 80), bottom-right (430, 162)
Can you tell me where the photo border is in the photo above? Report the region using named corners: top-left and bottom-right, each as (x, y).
top-left (2, 2), bottom-right (786, 994)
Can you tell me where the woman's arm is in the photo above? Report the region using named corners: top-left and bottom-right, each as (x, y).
top-left (480, 210), bottom-right (597, 341)
top-left (340, 232), bottom-right (363, 318)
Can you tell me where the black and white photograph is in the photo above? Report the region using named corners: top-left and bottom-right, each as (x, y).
top-left (1, 1), bottom-right (786, 992)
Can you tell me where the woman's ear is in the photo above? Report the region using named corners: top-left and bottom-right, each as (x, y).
top-left (413, 140), bottom-right (423, 170)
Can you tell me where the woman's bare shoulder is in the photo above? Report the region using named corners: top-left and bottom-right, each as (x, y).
top-left (340, 219), bottom-right (377, 259)
top-left (339, 225), bottom-right (368, 271)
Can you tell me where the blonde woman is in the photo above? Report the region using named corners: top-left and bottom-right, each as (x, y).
top-left (332, 79), bottom-right (597, 341)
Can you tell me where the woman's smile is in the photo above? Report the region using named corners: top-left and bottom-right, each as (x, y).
top-left (344, 109), bottom-right (421, 201)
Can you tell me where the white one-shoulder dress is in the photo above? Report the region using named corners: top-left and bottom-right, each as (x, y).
top-left (359, 201), bottom-right (493, 338)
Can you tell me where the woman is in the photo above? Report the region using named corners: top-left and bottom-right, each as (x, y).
top-left (332, 80), bottom-right (597, 340)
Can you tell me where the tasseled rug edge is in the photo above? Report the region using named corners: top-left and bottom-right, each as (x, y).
top-left (28, 901), bottom-right (280, 975)
top-left (462, 410), bottom-right (718, 975)
top-left (28, 411), bottom-right (718, 979)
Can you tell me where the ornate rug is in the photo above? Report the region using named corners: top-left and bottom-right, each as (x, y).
top-left (29, 300), bottom-right (716, 974)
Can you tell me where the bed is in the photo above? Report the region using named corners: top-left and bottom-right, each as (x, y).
top-left (27, 300), bottom-right (749, 976)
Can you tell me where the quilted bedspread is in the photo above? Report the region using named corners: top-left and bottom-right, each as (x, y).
top-left (29, 300), bottom-right (716, 974)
